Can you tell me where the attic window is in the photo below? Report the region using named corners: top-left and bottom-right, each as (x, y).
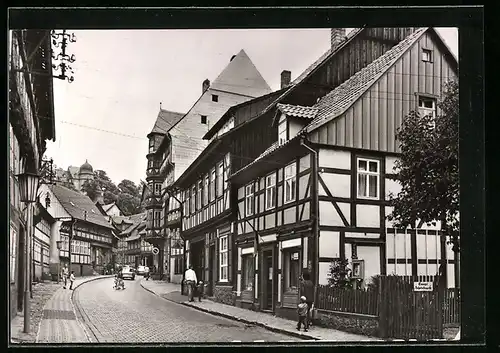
top-left (212, 95), bottom-right (219, 102)
top-left (201, 115), bottom-right (207, 124)
top-left (422, 49), bottom-right (433, 62)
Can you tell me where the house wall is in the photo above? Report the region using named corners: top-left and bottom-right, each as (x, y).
top-left (316, 146), bottom-right (455, 287)
top-left (309, 30), bottom-right (458, 154)
top-left (33, 217), bottom-right (51, 281)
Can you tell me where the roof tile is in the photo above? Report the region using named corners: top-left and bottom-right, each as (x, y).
top-left (277, 103), bottom-right (318, 120)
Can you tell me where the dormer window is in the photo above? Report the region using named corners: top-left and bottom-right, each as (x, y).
top-left (212, 94), bottom-right (219, 102)
top-left (201, 115), bottom-right (207, 124)
top-left (278, 116), bottom-right (287, 145)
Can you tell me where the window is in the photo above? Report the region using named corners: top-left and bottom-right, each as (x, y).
top-left (265, 173), bottom-right (276, 210)
top-left (197, 180), bottom-right (202, 209)
top-left (212, 94), bottom-right (219, 102)
top-left (217, 162), bottom-right (223, 197)
top-left (242, 254), bottom-right (254, 291)
top-left (245, 183), bottom-right (254, 216)
top-left (154, 210), bottom-right (161, 228)
top-left (10, 224), bottom-right (17, 283)
top-left (191, 186), bottom-right (196, 213)
top-left (219, 235), bottom-right (228, 281)
top-left (148, 160), bottom-right (153, 168)
top-left (203, 176), bottom-right (209, 206)
top-left (184, 190), bottom-right (189, 216)
top-left (278, 118), bottom-right (287, 145)
top-left (357, 158), bottom-right (379, 199)
top-left (154, 183), bottom-right (162, 195)
top-left (284, 163), bottom-right (296, 203)
top-left (422, 49), bottom-right (432, 62)
top-left (148, 138), bottom-right (155, 153)
top-left (201, 115), bottom-right (207, 124)
top-left (284, 250), bottom-right (300, 291)
top-left (418, 96), bottom-right (437, 128)
top-left (210, 169), bottom-right (216, 202)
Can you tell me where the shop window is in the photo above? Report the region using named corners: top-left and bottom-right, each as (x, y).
top-left (219, 235), bottom-right (228, 282)
top-left (357, 158), bottom-right (380, 199)
top-left (242, 254), bottom-right (254, 291)
top-left (283, 249), bottom-right (300, 291)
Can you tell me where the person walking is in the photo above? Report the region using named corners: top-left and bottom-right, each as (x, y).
top-left (196, 280), bottom-right (204, 302)
top-left (184, 265), bottom-right (197, 302)
top-left (300, 272), bottom-right (315, 327)
top-left (69, 271), bottom-right (76, 290)
top-left (297, 296), bottom-right (309, 332)
top-left (61, 264), bottom-right (69, 289)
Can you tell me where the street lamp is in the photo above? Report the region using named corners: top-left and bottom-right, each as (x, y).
top-left (16, 171), bottom-right (40, 334)
top-left (56, 240), bottom-right (63, 284)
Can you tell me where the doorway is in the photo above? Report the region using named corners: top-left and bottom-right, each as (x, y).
top-left (190, 240), bottom-right (205, 282)
top-left (208, 245), bottom-right (216, 296)
top-left (262, 250), bottom-right (273, 311)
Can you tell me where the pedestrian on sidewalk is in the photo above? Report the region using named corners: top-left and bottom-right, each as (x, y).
top-left (61, 264), bottom-right (69, 289)
top-left (69, 271), bottom-right (76, 290)
top-left (300, 272), bottom-right (315, 327)
top-left (184, 265), bottom-right (197, 302)
top-left (297, 296), bottom-right (309, 332)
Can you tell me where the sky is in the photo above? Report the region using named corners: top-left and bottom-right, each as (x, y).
top-left (44, 28), bottom-right (458, 186)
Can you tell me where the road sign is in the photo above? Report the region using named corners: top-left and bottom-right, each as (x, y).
top-left (413, 281), bottom-right (433, 292)
top-left (152, 247), bottom-right (159, 255)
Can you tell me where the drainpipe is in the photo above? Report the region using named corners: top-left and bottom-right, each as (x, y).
top-left (300, 138), bottom-right (319, 306)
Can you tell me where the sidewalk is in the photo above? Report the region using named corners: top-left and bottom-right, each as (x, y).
top-left (10, 275), bottom-right (113, 344)
top-left (140, 279), bottom-right (379, 342)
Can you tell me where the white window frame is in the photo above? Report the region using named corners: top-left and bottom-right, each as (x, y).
top-left (191, 186), bottom-right (196, 213)
top-left (357, 158), bottom-right (380, 199)
top-left (418, 96), bottom-right (437, 128)
top-left (265, 173), bottom-right (276, 210)
top-left (219, 234), bottom-right (228, 282)
top-left (245, 183), bottom-right (254, 217)
top-left (217, 162), bottom-right (223, 198)
top-left (278, 117), bottom-right (287, 145)
top-left (203, 175), bottom-right (209, 206)
top-left (422, 48), bottom-right (432, 62)
top-left (197, 180), bottom-right (202, 209)
top-left (284, 163), bottom-right (296, 204)
top-left (210, 169), bottom-right (216, 202)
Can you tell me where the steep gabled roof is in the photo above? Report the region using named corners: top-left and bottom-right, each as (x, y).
top-left (48, 184), bottom-right (114, 229)
top-left (210, 49), bottom-right (272, 98)
top-left (149, 109), bottom-right (185, 135)
top-left (306, 27), bottom-right (428, 132)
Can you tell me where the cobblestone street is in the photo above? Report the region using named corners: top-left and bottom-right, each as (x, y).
top-left (74, 277), bottom-right (304, 342)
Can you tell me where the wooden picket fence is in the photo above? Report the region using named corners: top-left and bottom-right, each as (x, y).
top-left (316, 275), bottom-right (459, 340)
top-left (316, 285), bottom-right (379, 316)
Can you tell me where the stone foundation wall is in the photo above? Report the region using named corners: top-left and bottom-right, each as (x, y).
top-left (214, 285), bottom-right (235, 306)
top-left (315, 309), bottom-right (379, 337)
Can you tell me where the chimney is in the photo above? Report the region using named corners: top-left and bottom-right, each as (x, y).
top-left (330, 28), bottom-right (346, 50)
top-left (202, 79), bottom-right (210, 94)
top-left (281, 70), bottom-right (291, 89)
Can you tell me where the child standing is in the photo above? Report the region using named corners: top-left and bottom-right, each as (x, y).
top-left (69, 271), bottom-right (75, 290)
top-left (197, 281), bottom-right (204, 302)
top-left (297, 296), bottom-right (309, 332)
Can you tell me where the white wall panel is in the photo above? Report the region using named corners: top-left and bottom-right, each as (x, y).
top-left (319, 231), bottom-right (340, 258)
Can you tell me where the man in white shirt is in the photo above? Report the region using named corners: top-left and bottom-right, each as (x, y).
top-left (184, 265), bottom-right (197, 302)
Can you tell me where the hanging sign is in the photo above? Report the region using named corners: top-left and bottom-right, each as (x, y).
top-left (152, 247), bottom-right (159, 255)
top-left (413, 281), bottom-right (433, 292)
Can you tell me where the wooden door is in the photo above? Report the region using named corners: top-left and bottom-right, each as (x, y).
top-left (263, 251), bottom-right (273, 310)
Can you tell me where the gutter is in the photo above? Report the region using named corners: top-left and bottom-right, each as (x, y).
top-left (300, 137), bottom-right (320, 306)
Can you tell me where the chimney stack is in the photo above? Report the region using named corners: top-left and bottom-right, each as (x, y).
top-left (202, 79), bottom-right (210, 94)
top-left (330, 28), bottom-right (346, 50)
top-left (281, 70), bottom-right (291, 89)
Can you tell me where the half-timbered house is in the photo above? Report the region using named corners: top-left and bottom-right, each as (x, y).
top-left (229, 27), bottom-right (458, 319)
top-left (148, 50), bottom-right (273, 282)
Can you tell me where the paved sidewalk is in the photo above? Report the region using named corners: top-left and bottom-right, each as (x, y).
top-left (34, 275), bottom-right (113, 343)
top-left (140, 279), bottom-right (379, 342)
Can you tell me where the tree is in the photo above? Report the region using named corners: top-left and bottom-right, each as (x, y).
top-left (116, 179), bottom-right (144, 215)
top-left (388, 81), bottom-right (459, 260)
top-left (81, 170), bottom-right (119, 204)
top-left (328, 258), bottom-right (358, 289)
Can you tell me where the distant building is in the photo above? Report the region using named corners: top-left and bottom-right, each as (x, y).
top-left (54, 160), bottom-right (104, 203)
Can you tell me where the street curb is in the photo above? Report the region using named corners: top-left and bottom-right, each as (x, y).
top-left (139, 281), bottom-right (318, 341)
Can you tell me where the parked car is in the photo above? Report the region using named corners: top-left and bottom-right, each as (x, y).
top-left (137, 265), bottom-right (147, 275)
top-left (121, 266), bottom-right (136, 280)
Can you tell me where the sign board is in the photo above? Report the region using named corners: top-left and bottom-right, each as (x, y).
top-left (291, 252), bottom-right (299, 260)
top-left (413, 281), bottom-right (433, 292)
top-left (152, 247), bottom-right (159, 255)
